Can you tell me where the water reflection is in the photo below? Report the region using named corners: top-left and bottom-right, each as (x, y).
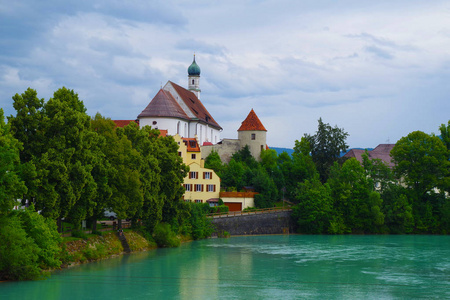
top-left (1, 235), bottom-right (449, 299)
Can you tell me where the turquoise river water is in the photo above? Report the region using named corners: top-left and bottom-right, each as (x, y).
top-left (1, 235), bottom-right (449, 299)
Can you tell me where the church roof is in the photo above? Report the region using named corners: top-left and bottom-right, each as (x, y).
top-left (238, 109), bottom-right (267, 131)
top-left (168, 81), bottom-right (222, 129)
top-left (137, 89), bottom-right (190, 120)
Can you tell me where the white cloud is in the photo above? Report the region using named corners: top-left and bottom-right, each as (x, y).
top-left (1, 0), bottom-right (449, 149)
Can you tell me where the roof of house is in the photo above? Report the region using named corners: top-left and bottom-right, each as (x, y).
top-left (169, 81), bottom-right (222, 129)
top-left (343, 144), bottom-right (395, 167)
top-left (238, 109), bottom-right (267, 131)
top-left (183, 137), bottom-right (200, 152)
top-left (113, 120), bottom-right (138, 128)
top-left (137, 89), bottom-right (190, 120)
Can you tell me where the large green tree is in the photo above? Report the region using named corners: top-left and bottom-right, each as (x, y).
top-left (120, 123), bottom-right (162, 230)
top-left (304, 118), bottom-right (349, 182)
top-left (391, 130), bottom-right (449, 232)
top-left (0, 109), bottom-right (27, 214)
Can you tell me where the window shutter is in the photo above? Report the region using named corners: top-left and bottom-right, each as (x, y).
top-left (213, 185), bottom-right (216, 192)
top-left (203, 172), bottom-right (205, 179)
top-left (189, 172), bottom-right (192, 179)
top-left (202, 184), bottom-right (204, 192)
top-left (211, 173), bottom-right (213, 179)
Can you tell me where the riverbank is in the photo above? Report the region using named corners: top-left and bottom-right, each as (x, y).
top-left (60, 230), bottom-right (157, 268)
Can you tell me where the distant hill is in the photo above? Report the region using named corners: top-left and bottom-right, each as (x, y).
top-left (270, 147), bottom-right (374, 157)
top-left (270, 147), bottom-right (294, 156)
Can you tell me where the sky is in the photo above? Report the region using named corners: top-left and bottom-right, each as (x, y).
top-left (1, 1), bottom-right (449, 149)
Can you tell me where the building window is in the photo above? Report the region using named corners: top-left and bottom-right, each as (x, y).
top-left (177, 121), bottom-right (180, 134)
top-left (194, 184), bottom-right (203, 192)
top-left (152, 121), bottom-right (157, 125)
top-left (206, 184), bottom-right (216, 192)
top-left (191, 154), bottom-right (196, 160)
top-left (184, 184), bottom-right (192, 192)
top-left (184, 199), bottom-right (191, 203)
top-left (195, 199), bottom-right (202, 203)
top-left (178, 151), bottom-right (182, 157)
top-left (251, 133), bottom-right (256, 140)
top-left (203, 172), bottom-right (212, 179)
top-left (189, 171), bottom-right (198, 179)
top-left (192, 79), bottom-right (195, 85)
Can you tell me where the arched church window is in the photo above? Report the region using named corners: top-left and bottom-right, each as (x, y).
top-left (177, 121), bottom-right (180, 134)
top-left (192, 79), bottom-right (195, 85)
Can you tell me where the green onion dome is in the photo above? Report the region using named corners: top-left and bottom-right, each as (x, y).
top-left (188, 56), bottom-right (201, 76)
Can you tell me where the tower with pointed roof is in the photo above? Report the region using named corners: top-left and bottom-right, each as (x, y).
top-left (237, 109), bottom-right (267, 161)
top-left (188, 55), bottom-right (201, 99)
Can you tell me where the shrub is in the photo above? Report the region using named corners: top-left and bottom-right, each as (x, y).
top-left (152, 223), bottom-right (180, 247)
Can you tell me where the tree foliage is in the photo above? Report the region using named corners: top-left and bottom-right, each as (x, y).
top-left (304, 118), bottom-right (349, 182)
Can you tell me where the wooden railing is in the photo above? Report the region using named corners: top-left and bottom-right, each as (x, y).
top-left (207, 207), bottom-right (292, 218)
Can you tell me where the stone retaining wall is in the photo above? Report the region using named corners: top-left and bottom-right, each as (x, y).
top-left (211, 210), bottom-right (293, 236)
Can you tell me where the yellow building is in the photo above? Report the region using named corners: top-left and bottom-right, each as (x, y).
top-left (173, 134), bottom-right (221, 204)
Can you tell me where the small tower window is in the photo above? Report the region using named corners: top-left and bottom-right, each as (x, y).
top-left (152, 121), bottom-right (157, 125)
top-left (251, 133), bottom-right (256, 140)
top-left (192, 79), bottom-right (195, 85)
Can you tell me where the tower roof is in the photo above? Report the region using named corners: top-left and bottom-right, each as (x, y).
top-left (137, 89), bottom-right (190, 120)
top-left (188, 55), bottom-right (201, 76)
top-left (238, 109), bottom-right (267, 131)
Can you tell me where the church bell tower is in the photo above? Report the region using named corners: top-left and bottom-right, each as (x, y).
top-left (188, 55), bottom-right (201, 99)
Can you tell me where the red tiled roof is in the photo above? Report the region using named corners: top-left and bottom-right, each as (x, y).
top-left (238, 109), bottom-right (267, 131)
top-left (158, 129), bottom-right (168, 137)
top-left (203, 141), bottom-right (213, 146)
top-left (182, 137), bottom-right (200, 152)
top-left (113, 120), bottom-right (138, 128)
top-left (169, 81), bottom-right (222, 129)
top-left (137, 89), bottom-right (190, 120)
top-left (343, 144), bottom-right (395, 168)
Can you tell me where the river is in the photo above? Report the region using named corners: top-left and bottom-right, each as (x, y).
top-left (1, 235), bottom-right (449, 299)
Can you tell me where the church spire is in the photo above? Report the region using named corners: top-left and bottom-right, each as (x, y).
top-left (188, 54), bottom-right (201, 99)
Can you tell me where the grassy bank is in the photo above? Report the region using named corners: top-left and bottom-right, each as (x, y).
top-left (60, 231), bottom-right (157, 267)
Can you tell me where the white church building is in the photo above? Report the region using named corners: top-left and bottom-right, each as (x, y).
top-left (137, 56), bottom-right (222, 145)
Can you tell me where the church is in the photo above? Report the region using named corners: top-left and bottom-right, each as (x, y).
top-left (137, 56), bottom-right (222, 146)
top-left (114, 56), bottom-right (266, 209)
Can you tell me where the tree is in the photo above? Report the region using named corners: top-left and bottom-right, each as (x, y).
top-left (391, 131), bottom-right (448, 198)
top-left (221, 159), bottom-right (245, 190)
top-left (22, 87), bottom-right (98, 229)
top-left (328, 158), bottom-right (385, 233)
top-left (279, 138), bottom-right (318, 202)
top-left (292, 177), bottom-right (333, 233)
top-left (121, 123), bottom-right (162, 230)
top-left (0, 109), bottom-right (27, 214)
top-left (304, 118), bottom-right (349, 182)
top-left (204, 150), bottom-right (223, 176)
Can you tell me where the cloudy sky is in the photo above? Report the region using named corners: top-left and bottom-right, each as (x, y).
top-left (1, 1), bottom-right (449, 149)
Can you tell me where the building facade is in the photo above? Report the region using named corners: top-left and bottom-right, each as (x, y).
top-left (173, 134), bottom-right (221, 204)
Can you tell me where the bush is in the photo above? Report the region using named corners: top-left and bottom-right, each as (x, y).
top-left (71, 230), bottom-right (89, 240)
top-left (152, 223), bottom-right (180, 247)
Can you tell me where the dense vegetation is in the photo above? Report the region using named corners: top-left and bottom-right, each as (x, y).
top-left (207, 119), bottom-right (450, 234)
top-left (1, 87), bottom-right (448, 279)
top-left (0, 88), bottom-right (213, 280)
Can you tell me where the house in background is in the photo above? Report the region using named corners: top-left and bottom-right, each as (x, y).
top-left (173, 134), bottom-right (221, 204)
top-left (344, 144), bottom-right (396, 168)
